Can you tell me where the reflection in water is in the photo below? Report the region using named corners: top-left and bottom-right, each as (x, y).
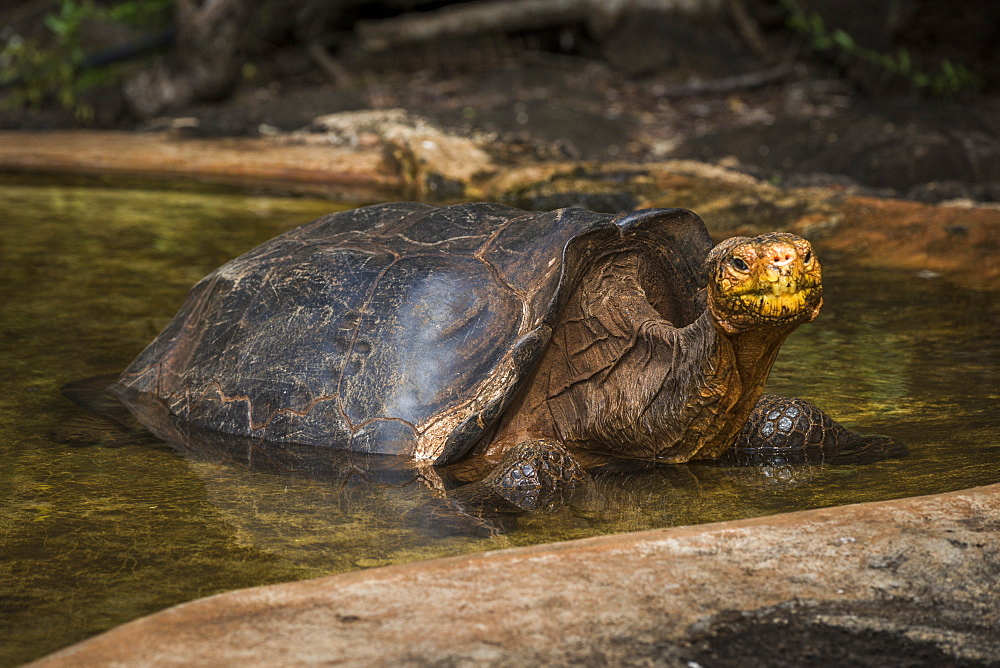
top-left (0, 177), bottom-right (997, 666)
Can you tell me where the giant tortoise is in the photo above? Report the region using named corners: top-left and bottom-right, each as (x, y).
top-left (113, 202), bottom-right (895, 508)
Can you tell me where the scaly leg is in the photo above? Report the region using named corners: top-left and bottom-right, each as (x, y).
top-left (727, 394), bottom-right (906, 466)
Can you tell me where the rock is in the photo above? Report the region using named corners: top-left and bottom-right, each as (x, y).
top-left (305, 109), bottom-right (497, 199)
top-left (30, 483), bottom-right (1000, 666)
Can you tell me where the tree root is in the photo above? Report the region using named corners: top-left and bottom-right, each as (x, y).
top-left (355, 0), bottom-right (725, 51)
top-left (658, 62), bottom-right (798, 98)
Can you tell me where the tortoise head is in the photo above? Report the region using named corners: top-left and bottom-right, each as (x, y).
top-left (705, 233), bottom-right (823, 335)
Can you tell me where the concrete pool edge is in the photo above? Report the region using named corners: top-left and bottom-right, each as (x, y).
top-left (30, 481), bottom-right (1000, 666)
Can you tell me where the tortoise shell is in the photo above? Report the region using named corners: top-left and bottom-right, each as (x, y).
top-left (115, 202), bottom-right (711, 465)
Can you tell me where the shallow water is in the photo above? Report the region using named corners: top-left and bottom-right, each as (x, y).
top-left (1, 176), bottom-right (997, 666)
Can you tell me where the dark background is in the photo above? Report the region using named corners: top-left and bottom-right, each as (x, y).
top-left (2, 0), bottom-right (997, 200)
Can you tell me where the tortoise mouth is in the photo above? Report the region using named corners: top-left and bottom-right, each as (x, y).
top-left (726, 277), bottom-right (822, 318)
top-left (716, 281), bottom-right (823, 328)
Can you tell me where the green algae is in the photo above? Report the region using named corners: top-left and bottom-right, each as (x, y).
top-left (1, 176), bottom-right (997, 666)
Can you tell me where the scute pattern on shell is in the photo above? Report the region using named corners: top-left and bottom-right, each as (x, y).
top-left (115, 202), bottom-right (710, 464)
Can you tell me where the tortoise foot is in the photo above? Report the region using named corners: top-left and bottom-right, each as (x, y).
top-left (407, 440), bottom-right (588, 537)
top-left (482, 439), bottom-right (589, 510)
top-left (728, 394), bottom-right (906, 466)
top-left (727, 395), bottom-right (835, 467)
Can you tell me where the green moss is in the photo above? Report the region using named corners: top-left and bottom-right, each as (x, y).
top-left (778, 0), bottom-right (982, 97)
top-left (0, 0), bottom-right (172, 121)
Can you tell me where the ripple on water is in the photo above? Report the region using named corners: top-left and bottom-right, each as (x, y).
top-left (0, 178), bottom-right (997, 666)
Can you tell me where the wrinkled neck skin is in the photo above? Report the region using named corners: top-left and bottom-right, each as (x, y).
top-left (661, 311), bottom-right (792, 461)
top-left (485, 249), bottom-right (796, 463)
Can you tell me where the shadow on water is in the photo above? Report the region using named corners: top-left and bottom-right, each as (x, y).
top-left (1, 176), bottom-right (997, 666)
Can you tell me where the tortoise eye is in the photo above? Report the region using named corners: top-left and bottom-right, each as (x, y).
top-left (804, 250), bottom-right (813, 264)
top-left (730, 257), bottom-right (750, 272)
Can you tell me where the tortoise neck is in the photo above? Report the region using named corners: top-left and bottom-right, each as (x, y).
top-left (700, 311), bottom-right (792, 389)
top-left (481, 249), bottom-right (793, 462)
top-left (563, 308), bottom-right (793, 463)
top-left (675, 311), bottom-right (793, 459)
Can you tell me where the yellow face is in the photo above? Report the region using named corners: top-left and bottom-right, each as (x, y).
top-left (706, 233), bottom-right (824, 334)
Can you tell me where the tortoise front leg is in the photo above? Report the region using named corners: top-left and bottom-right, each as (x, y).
top-left (478, 438), bottom-right (589, 510)
top-left (413, 439), bottom-right (589, 537)
top-left (727, 394), bottom-right (906, 465)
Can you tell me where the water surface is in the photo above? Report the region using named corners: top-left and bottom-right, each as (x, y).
top-left (1, 176), bottom-right (997, 666)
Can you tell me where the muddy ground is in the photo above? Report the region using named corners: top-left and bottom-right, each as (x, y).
top-left (2, 7), bottom-right (998, 204)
